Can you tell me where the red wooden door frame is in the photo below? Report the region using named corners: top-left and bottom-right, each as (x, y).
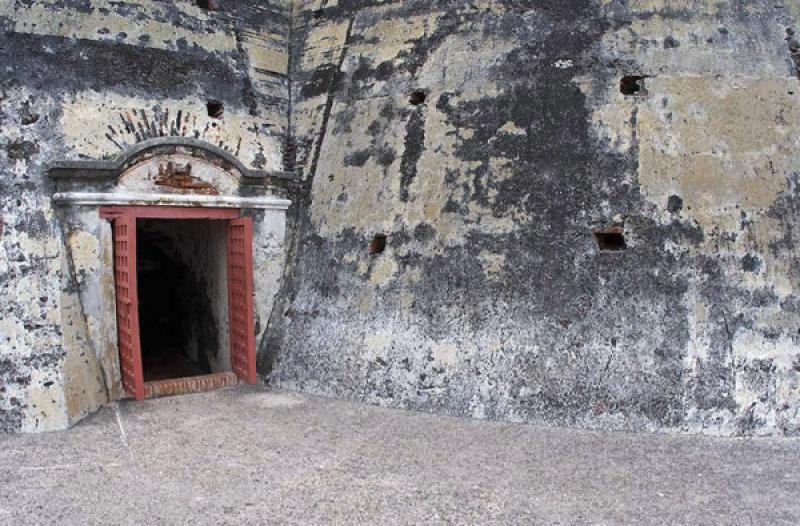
top-left (100, 206), bottom-right (258, 399)
top-left (227, 218), bottom-right (257, 383)
top-left (111, 216), bottom-right (144, 400)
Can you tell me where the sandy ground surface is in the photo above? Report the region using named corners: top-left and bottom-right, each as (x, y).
top-left (2, 385), bottom-right (799, 525)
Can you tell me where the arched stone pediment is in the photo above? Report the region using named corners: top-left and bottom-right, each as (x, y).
top-left (50, 137), bottom-right (294, 190)
top-left (48, 137), bottom-right (295, 208)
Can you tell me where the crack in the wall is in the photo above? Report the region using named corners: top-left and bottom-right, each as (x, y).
top-left (398, 107), bottom-right (425, 203)
top-left (57, 221), bottom-right (113, 410)
top-left (306, 17), bottom-right (355, 182)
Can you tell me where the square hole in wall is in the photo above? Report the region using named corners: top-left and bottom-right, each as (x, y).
top-left (369, 234), bottom-right (387, 255)
top-left (207, 100), bottom-right (224, 118)
top-left (620, 76), bottom-right (646, 96)
top-left (409, 91), bottom-right (427, 106)
top-left (593, 227), bottom-right (627, 251)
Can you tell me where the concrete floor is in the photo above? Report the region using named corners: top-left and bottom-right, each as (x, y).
top-left (1, 386), bottom-right (799, 525)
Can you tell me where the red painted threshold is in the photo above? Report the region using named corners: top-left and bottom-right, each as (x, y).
top-left (143, 372), bottom-right (240, 399)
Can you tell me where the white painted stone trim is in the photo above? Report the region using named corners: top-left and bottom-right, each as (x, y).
top-left (53, 192), bottom-right (292, 210)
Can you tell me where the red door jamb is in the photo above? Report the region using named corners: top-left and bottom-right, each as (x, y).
top-left (112, 216), bottom-right (145, 400)
top-left (227, 217), bottom-right (257, 384)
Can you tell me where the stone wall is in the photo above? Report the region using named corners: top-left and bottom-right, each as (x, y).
top-left (268, 0), bottom-right (800, 436)
top-left (3, 0), bottom-right (800, 437)
top-left (0, 0), bottom-right (290, 432)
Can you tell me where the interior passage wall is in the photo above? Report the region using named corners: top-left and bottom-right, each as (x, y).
top-left (267, 0), bottom-right (800, 436)
top-left (0, 0), bottom-right (291, 432)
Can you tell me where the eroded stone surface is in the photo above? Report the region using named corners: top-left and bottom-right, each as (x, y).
top-left (3, 0), bottom-right (800, 437)
top-left (267, 0), bottom-right (800, 437)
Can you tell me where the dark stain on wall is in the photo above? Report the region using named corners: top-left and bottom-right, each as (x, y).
top-left (5, 140), bottom-right (39, 161)
top-left (0, 358), bottom-right (28, 432)
top-left (0, 32), bottom-right (241, 102)
top-left (398, 108), bottom-right (425, 202)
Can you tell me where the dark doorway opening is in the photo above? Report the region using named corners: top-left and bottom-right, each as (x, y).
top-left (137, 219), bottom-right (228, 382)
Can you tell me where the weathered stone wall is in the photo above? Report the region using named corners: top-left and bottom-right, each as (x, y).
top-left (3, 0), bottom-right (800, 437)
top-left (268, 0), bottom-right (800, 436)
top-left (0, 0), bottom-right (290, 432)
